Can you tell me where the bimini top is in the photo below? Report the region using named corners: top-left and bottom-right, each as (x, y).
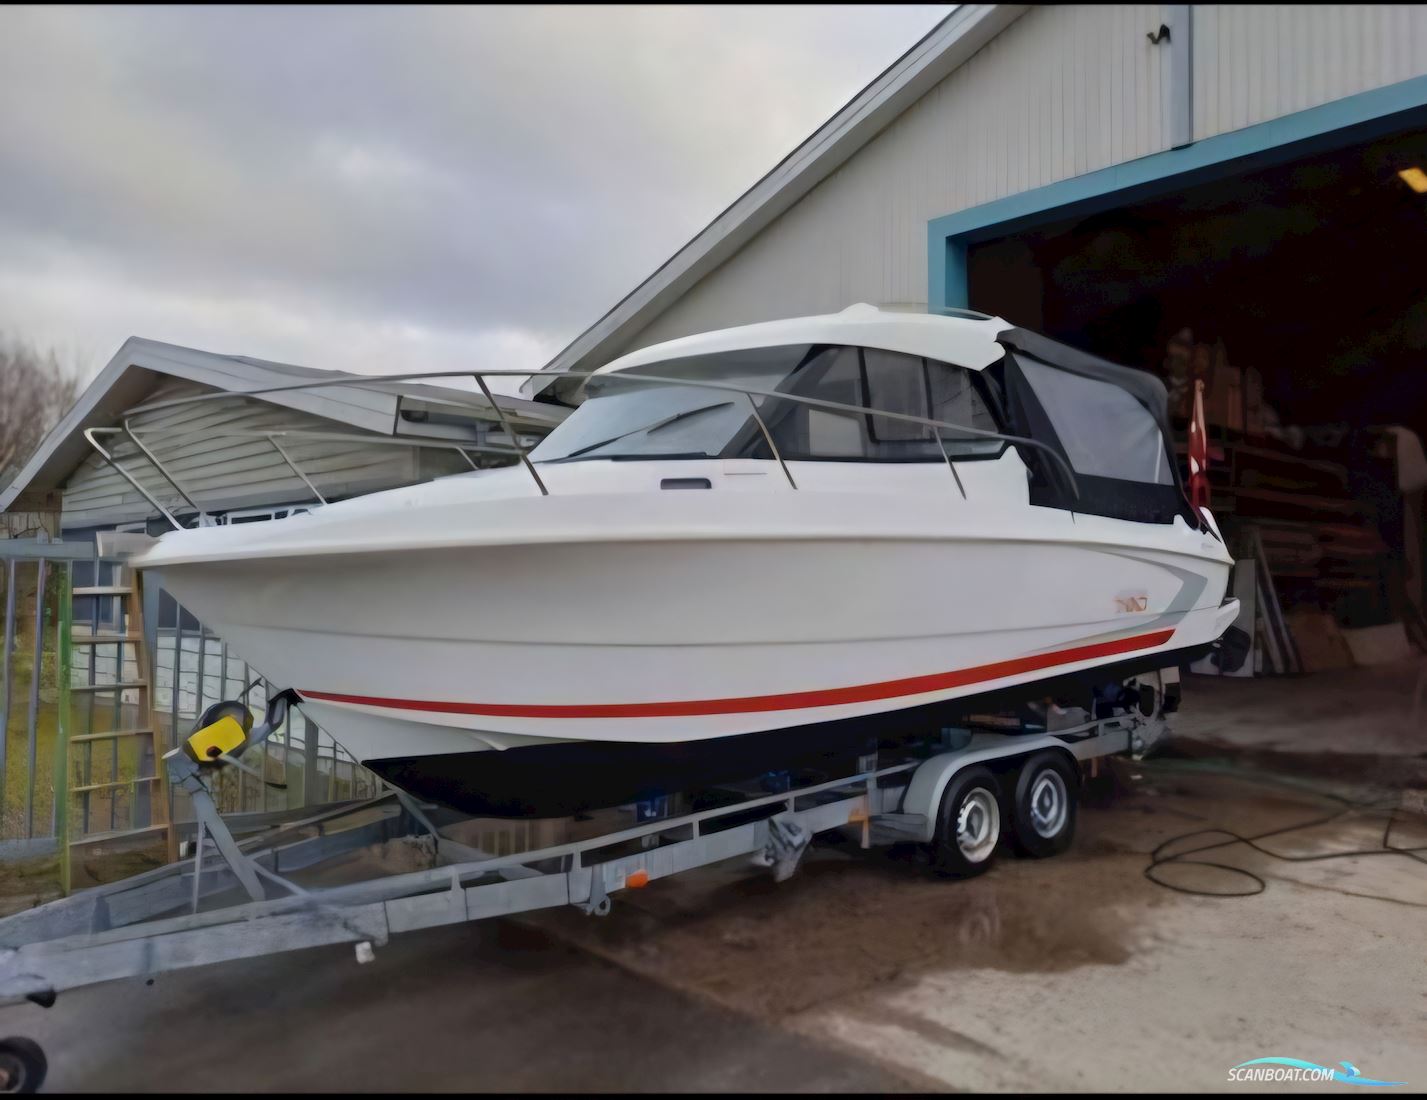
top-left (574, 304), bottom-right (1197, 529)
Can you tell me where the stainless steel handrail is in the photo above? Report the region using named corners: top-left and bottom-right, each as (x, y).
top-left (93, 366), bottom-right (1081, 528)
top-left (128, 425), bottom-right (503, 460)
top-left (471, 372), bottom-right (549, 497)
top-left (265, 433), bottom-right (329, 507)
top-left (83, 428), bottom-right (184, 530)
top-left (85, 426), bottom-right (504, 532)
top-left (122, 417), bottom-right (205, 517)
top-left (743, 391), bottom-right (798, 491)
top-left (125, 367), bottom-right (1080, 491)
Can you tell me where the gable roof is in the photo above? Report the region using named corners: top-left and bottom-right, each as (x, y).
top-left (522, 3), bottom-right (1028, 403)
top-left (0, 336), bottom-right (564, 511)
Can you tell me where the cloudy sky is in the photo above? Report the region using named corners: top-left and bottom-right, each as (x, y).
top-left (0, 5), bottom-right (949, 389)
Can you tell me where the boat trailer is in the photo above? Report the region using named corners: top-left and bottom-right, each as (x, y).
top-left (0, 705), bottom-right (1167, 1092)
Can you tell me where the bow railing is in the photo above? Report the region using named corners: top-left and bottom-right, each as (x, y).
top-left (87, 367), bottom-right (1080, 531)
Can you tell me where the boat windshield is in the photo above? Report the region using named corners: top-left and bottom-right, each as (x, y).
top-left (530, 344), bottom-right (1004, 465)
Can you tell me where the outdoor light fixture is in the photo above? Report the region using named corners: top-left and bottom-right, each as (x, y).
top-left (1397, 167), bottom-right (1427, 193)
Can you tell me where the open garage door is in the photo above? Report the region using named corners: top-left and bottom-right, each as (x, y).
top-left (968, 125), bottom-right (1427, 674)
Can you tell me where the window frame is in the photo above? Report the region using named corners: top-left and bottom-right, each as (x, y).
top-left (751, 344), bottom-right (1012, 465)
top-left (531, 343), bottom-right (1015, 467)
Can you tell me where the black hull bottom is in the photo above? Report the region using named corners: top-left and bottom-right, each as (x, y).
top-left (364, 644), bottom-right (1211, 818)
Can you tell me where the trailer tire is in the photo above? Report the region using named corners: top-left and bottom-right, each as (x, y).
top-left (0, 1037), bottom-right (46, 1094)
top-left (1007, 751), bottom-right (1077, 858)
top-left (931, 766), bottom-right (1002, 879)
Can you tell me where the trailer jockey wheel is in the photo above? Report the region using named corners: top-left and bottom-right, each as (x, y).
top-left (0, 1038), bottom-right (47, 1094)
top-left (932, 766), bottom-right (1002, 879)
top-left (1006, 751), bottom-right (1078, 859)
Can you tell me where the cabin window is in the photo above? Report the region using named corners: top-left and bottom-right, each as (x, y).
top-left (529, 343), bottom-right (1005, 466)
top-left (530, 346), bottom-right (797, 464)
top-left (767, 346), bottom-right (1003, 462)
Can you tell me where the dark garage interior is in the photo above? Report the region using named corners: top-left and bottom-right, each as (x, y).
top-left (969, 123), bottom-right (1427, 672)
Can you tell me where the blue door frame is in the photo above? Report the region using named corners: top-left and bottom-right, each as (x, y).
top-left (928, 74), bottom-right (1427, 312)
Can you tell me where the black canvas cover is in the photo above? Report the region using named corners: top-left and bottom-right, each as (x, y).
top-left (996, 328), bottom-right (1201, 528)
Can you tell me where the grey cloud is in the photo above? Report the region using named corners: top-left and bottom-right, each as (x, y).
top-left (0, 4), bottom-right (950, 380)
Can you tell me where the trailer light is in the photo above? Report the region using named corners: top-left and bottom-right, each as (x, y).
top-left (1398, 167), bottom-right (1427, 193)
top-left (625, 869), bottom-right (649, 889)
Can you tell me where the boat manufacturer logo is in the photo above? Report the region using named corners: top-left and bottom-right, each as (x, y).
top-left (1114, 593), bottom-right (1149, 613)
top-left (1227, 1058), bottom-right (1405, 1087)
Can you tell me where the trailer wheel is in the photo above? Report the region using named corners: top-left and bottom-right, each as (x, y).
top-left (0, 1037), bottom-right (46, 1094)
top-left (931, 766), bottom-right (1002, 879)
top-left (1007, 751), bottom-right (1077, 858)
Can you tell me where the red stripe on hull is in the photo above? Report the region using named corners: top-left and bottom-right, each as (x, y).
top-left (299, 628), bottom-right (1176, 720)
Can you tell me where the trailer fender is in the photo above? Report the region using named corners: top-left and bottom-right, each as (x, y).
top-left (898, 735), bottom-right (1083, 843)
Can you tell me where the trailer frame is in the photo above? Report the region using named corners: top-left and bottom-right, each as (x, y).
top-left (0, 708), bottom-right (1159, 1014)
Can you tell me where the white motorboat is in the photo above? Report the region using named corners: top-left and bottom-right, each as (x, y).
top-left (128, 305), bottom-right (1238, 815)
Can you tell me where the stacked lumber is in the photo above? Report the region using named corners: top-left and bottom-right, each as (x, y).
top-left (1162, 331), bottom-right (1267, 438)
top-left (1160, 328), bottom-right (1401, 594)
top-left (1283, 608), bottom-right (1355, 672)
top-left (1253, 522), bottom-right (1321, 578)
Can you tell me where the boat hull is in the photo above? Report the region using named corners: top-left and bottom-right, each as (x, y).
top-left (362, 643), bottom-right (1214, 816)
top-left (152, 516), bottom-right (1237, 767)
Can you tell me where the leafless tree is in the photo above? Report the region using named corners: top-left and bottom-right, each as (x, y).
top-left (0, 336), bottom-right (79, 485)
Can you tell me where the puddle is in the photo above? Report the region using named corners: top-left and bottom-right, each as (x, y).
top-left (531, 828), bottom-right (1159, 1018)
top-left (529, 758), bottom-right (1427, 1020)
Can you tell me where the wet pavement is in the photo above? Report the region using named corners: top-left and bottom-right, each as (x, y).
top-left (3, 668), bottom-right (1426, 1091)
top-left (530, 755), bottom-right (1427, 1091)
top-left (0, 919), bottom-right (907, 1092)
top-left (1173, 658), bottom-right (1427, 758)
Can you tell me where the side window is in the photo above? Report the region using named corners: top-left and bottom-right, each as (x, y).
top-left (766, 346), bottom-right (867, 458)
top-left (1018, 359), bottom-right (1172, 485)
top-left (804, 346), bottom-right (865, 456)
top-left (806, 408), bottom-right (867, 456)
top-left (765, 346), bottom-right (1004, 461)
top-left (862, 348), bottom-right (929, 443)
top-left (926, 360), bottom-right (1004, 458)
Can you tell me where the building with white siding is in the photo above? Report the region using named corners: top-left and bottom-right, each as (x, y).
top-left (526, 3), bottom-right (1427, 663)
top-left (527, 4), bottom-right (1427, 393)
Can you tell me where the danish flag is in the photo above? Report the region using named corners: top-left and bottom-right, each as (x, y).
top-left (1187, 378), bottom-right (1210, 515)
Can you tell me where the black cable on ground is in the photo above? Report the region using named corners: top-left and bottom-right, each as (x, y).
top-left (1135, 761), bottom-right (1427, 898)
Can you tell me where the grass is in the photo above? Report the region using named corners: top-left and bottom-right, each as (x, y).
top-left (1, 560), bottom-right (63, 839)
top-left (0, 851), bottom-right (63, 917)
top-left (0, 561), bottom-right (381, 897)
top-left (2, 704), bottom-right (60, 842)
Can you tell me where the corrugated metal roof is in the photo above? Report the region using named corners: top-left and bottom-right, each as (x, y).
top-left (0, 336), bottom-right (564, 512)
